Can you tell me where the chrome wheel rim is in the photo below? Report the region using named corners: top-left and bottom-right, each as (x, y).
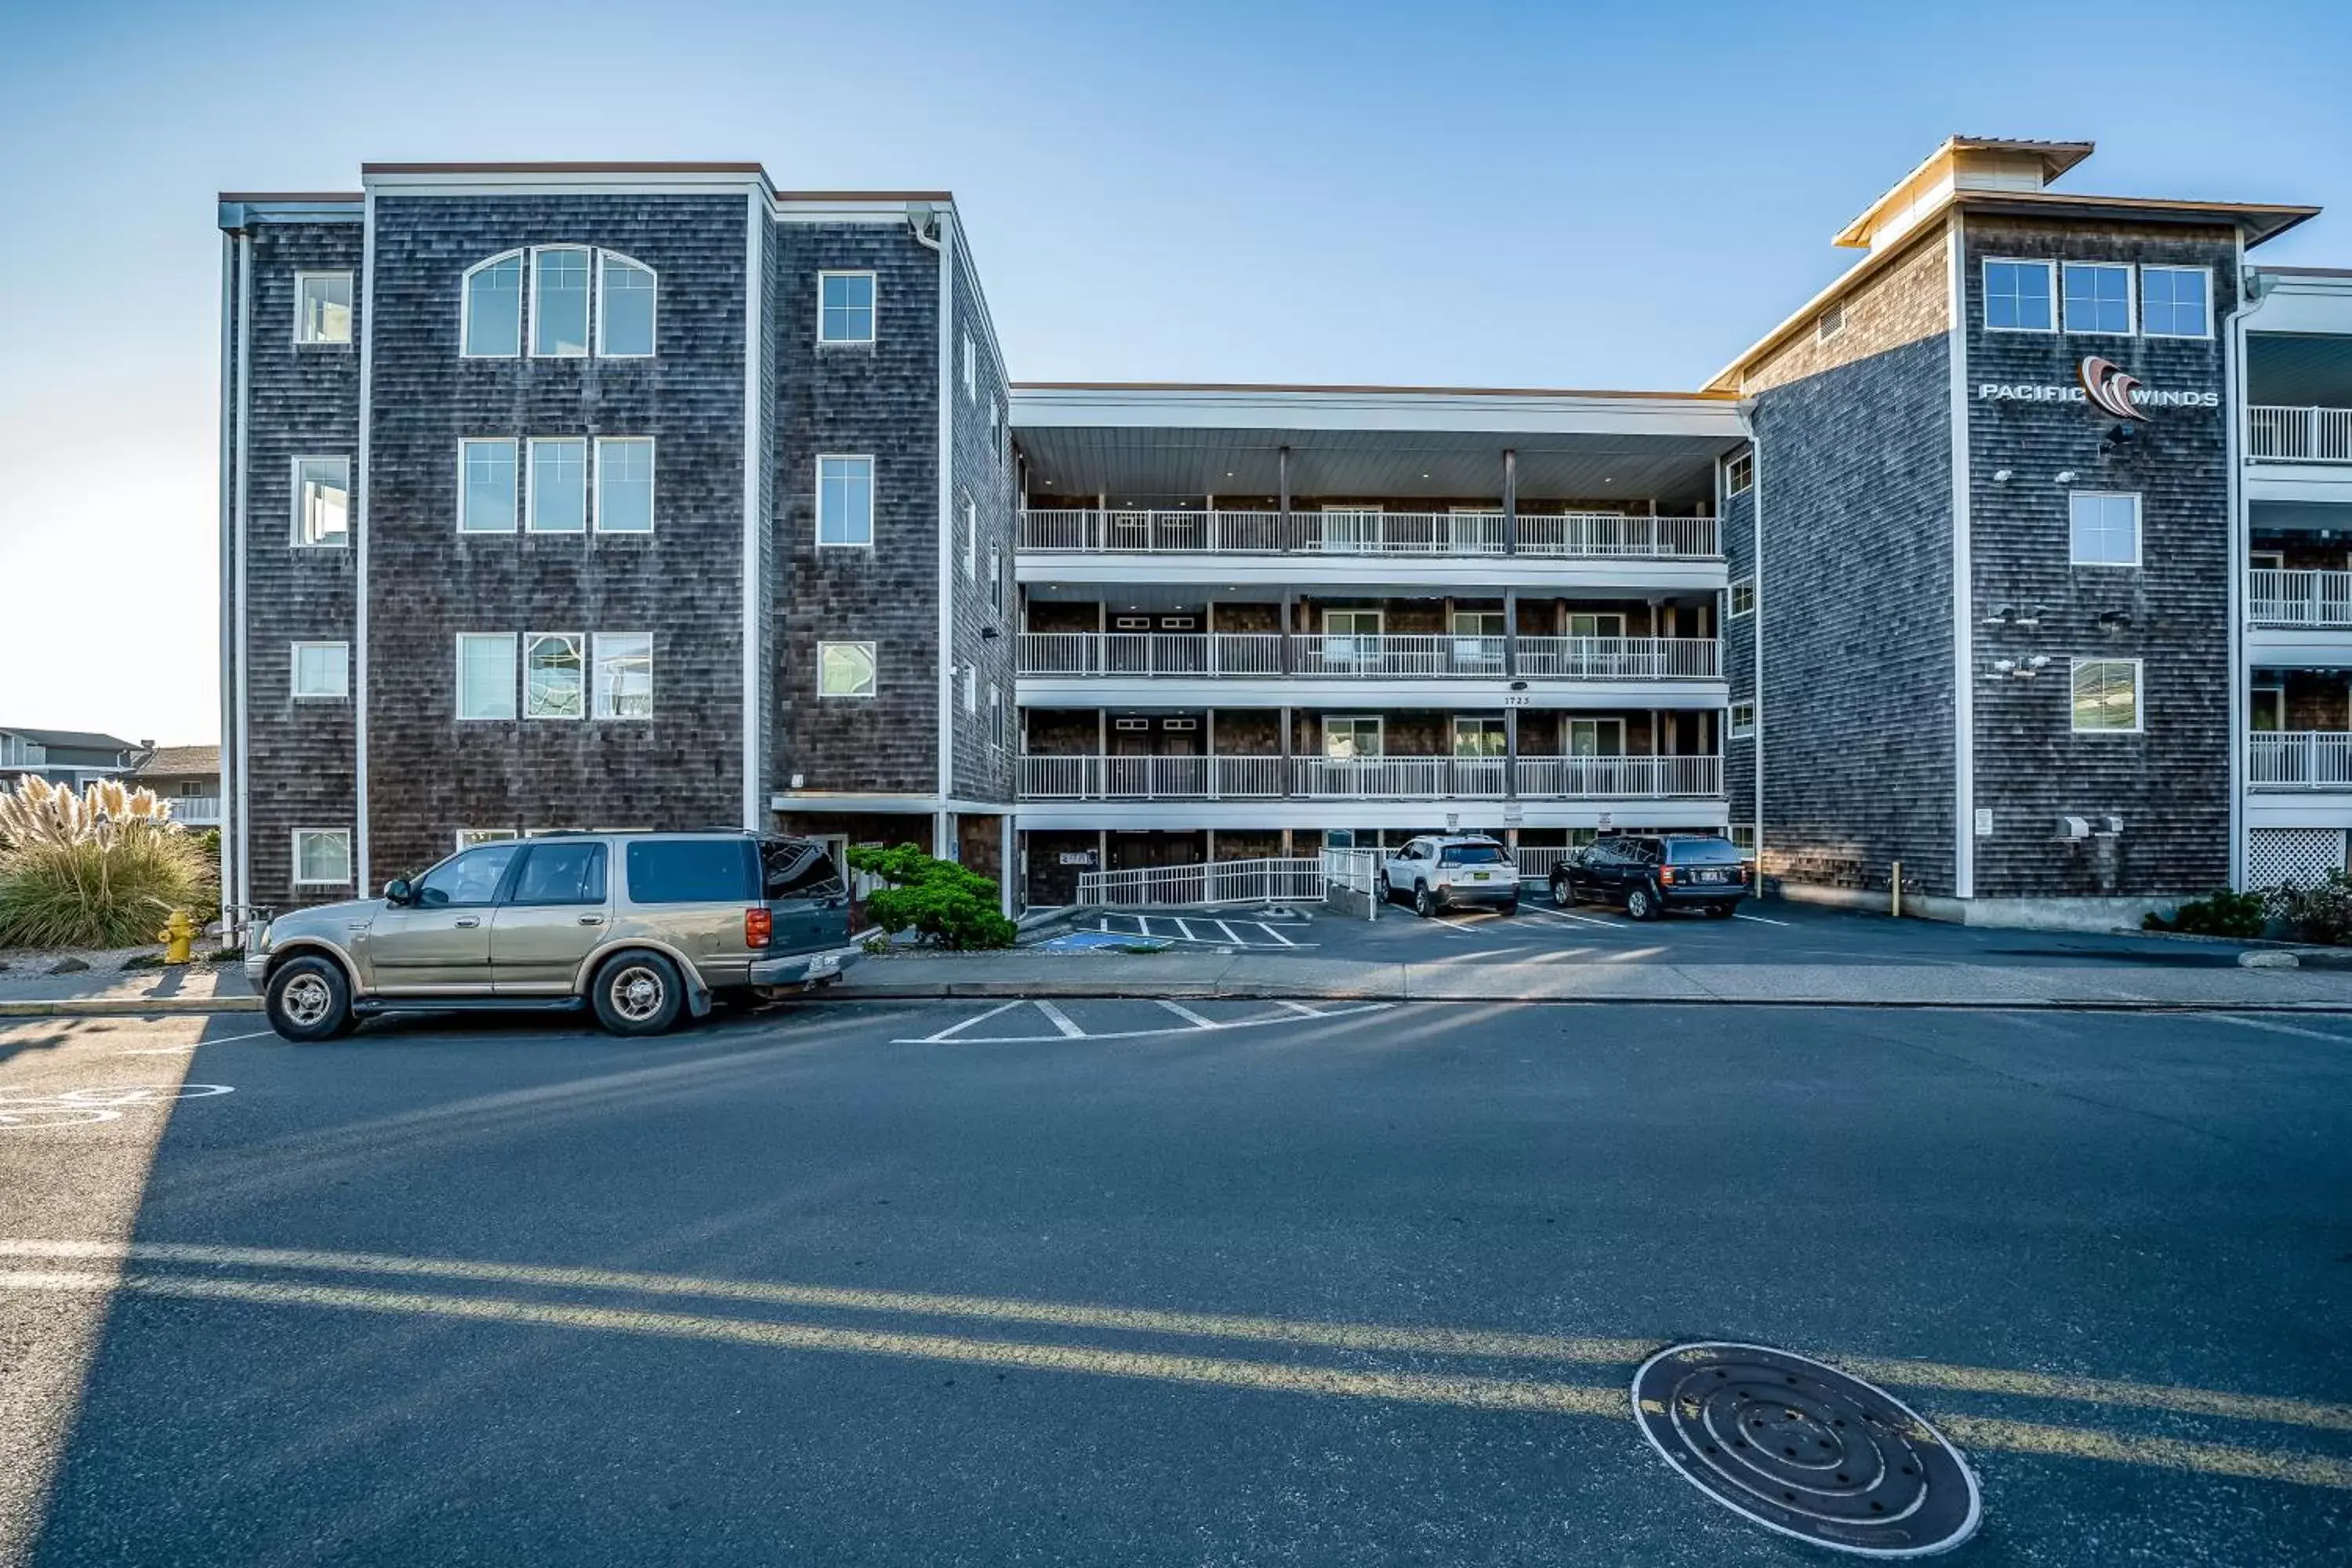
top-left (1630, 890), bottom-right (1651, 917)
top-left (611, 966), bottom-right (666, 1023)
top-left (280, 973), bottom-right (332, 1028)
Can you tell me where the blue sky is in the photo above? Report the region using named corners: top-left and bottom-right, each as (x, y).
top-left (3, 0), bottom-right (2348, 744)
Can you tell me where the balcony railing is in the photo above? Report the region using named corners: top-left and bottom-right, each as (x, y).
top-left (2249, 406), bottom-right (2352, 464)
top-left (166, 795), bottom-right (221, 826)
top-left (2249, 731), bottom-right (2352, 789)
top-left (1016, 633), bottom-right (1719, 680)
top-left (2249, 568), bottom-right (2352, 628)
top-left (1018, 508), bottom-right (1719, 560)
top-left (1018, 753), bottom-right (1722, 801)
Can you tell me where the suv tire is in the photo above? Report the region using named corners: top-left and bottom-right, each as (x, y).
top-left (1552, 872), bottom-right (1576, 906)
top-left (1376, 872), bottom-right (1392, 903)
top-left (1624, 884), bottom-right (1659, 921)
top-left (1414, 882), bottom-right (1437, 919)
top-left (591, 950), bottom-right (685, 1036)
top-left (266, 954), bottom-right (356, 1041)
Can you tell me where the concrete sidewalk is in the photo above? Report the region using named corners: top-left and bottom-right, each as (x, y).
top-left (9, 949), bottom-right (2352, 1019)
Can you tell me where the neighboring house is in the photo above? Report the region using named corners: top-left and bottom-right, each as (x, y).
top-left (0, 727), bottom-right (147, 789)
top-left (134, 744), bottom-right (223, 828)
top-left (215, 139), bottom-right (2345, 929)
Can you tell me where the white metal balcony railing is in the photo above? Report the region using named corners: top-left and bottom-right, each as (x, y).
top-left (167, 795), bottom-right (223, 826)
top-left (2249, 568), bottom-right (2352, 628)
top-left (1018, 509), bottom-right (1720, 560)
top-left (1018, 753), bottom-right (1722, 801)
top-left (1016, 633), bottom-right (1719, 681)
top-left (2249, 407), bottom-right (2352, 465)
top-left (2249, 731), bottom-right (2352, 789)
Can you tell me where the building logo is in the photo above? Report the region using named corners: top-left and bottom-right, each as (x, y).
top-left (2078, 357), bottom-right (2149, 421)
top-left (1975, 360), bottom-right (2218, 413)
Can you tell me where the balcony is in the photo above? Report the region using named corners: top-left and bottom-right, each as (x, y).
top-left (1018, 753), bottom-right (1722, 801)
top-left (2249, 569), bottom-right (2352, 628)
top-left (2249, 407), bottom-right (2352, 465)
top-left (1018, 508), bottom-right (1719, 561)
top-left (2249, 731), bottom-right (2352, 790)
top-left (1015, 632), bottom-right (1719, 681)
top-left (167, 795), bottom-right (221, 826)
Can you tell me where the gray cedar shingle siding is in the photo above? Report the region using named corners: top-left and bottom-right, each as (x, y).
top-left (241, 220), bottom-right (362, 902)
top-left (1960, 217), bottom-right (2238, 898)
top-left (364, 194), bottom-right (752, 882)
top-left (772, 223), bottom-right (942, 797)
top-left (946, 238), bottom-right (1018, 806)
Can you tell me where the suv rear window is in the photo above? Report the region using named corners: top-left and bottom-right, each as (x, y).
top-left (1666, 838), bottom-right (1744, 865)
top-left (761, 838), bottom-right (846, 900)
top-left (1440, 844), bottom-right (1508, 866)
top-left (625, 839), bottom-right (755, 904)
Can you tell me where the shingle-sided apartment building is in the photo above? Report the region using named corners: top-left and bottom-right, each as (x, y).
top-left (218, 140), bottom-right (2348, 929)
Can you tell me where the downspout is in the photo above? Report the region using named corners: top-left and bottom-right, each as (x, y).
top-left (2226, 233), bottom-right (2257, 890)
top-left (740, 189), bottom-right (766, 829)
top-left (916, 205), bottom-right (954, 858)
top-left (1945, 213), bottom-right (1974, 905)
top-left (355, 189), bottom-right (376, 893)
top-left (216, 230), bottom-right (239, 936)
top-left (234, 232), bottom-right (253, 926)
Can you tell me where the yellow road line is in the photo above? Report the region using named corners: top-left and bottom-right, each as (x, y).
top-left (4, 1266), bottom-right (2348, 1490)
top-left (4, 1239), bottom-right (2346, 1436)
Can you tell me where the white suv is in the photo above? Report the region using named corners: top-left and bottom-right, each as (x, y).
top-left (1377, 835), bottom-right (1519, 917)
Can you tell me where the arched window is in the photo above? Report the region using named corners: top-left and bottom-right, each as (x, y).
top-left (462, 251), bottom-right (524, 358)
top-left (597, 252), bottom-right (657, 358)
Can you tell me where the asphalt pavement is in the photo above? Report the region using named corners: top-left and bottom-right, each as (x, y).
top-left (2, 1000), bottom-right (2347, 1565)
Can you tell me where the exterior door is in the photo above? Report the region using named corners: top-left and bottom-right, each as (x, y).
top-left (1452, 611), bottom-right (1504, 673)
top-left (1569, 718), bottom-right (1627, 757)
top-left (1325, 715), bottom-right (1381, 760)
top-left (1319, 504), bottom-right (1382, 554)
top-left (1323, 608), bottom-right (1381, 670)
top-left (368, 840), bottom-right (524, 993)
top-left (2252, 685), bottom-right (2285, 733)
top-left (489, 839), bottom-right (612, 993)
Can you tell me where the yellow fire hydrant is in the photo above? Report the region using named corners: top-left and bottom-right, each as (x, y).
top-left (156, 909), bottom-right (198, 965)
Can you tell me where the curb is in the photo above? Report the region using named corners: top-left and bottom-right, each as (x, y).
top-left (0, 997), bottom-right (263, 1018)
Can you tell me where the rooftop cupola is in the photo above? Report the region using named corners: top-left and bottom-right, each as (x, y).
top-left (1832, 137), bottom-right (2096, 254)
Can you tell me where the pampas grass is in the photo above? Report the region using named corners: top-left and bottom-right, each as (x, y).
top-left (0, 777), bottom-right (213, 949)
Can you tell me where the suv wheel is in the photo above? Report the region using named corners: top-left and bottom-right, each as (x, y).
top-left (1414, 882), bottom-right (1437, 919)
top-left (592, 951), bottom-right (685, 1036)
top-left (1552, 871), bottom-right (1575, 906)
top-left (266, 955), bottom-right (355, 1041)
top-left (1376, 872), bottom-right (1392, 902)
top-left (1624, 884), bottom-right (1659, 921)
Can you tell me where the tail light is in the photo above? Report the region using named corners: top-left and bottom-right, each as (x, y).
top-left (1658, 866), bottom-right (1677, 885)
top-left (744, 907), bottom-right (772, 947)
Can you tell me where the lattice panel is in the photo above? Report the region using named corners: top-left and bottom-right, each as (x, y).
top-left (2247, 829), bottom-right (2346, 889)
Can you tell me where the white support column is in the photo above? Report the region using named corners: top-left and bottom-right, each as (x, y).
top-left (1001, 818), bottom-right (1018, 918)
top-left (934, 810), bottom-right (954, 861)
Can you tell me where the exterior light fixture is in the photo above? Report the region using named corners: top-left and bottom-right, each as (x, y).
top-left (2055, 470), bottom-right (2078, 485)
top-left (1993, 469), bottom-right (2013, 482)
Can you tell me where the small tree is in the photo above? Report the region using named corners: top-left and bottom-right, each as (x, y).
top-left (846, 843), bottom-right (1016, 950)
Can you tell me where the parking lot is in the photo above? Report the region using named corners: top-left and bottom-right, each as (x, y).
top-left (1039, 887), bottom-right (2262, 971)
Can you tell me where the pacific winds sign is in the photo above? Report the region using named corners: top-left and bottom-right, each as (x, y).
top-left (1976, 356), bottom-right (2218, 417)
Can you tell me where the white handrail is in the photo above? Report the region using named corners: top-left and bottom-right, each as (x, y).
top-left (1019, 753), bottom-right (1725, 800)
top-left (1018, 508), bottom-right (1720, 559)
top-left (2249, 406), bottom-right (2352, 464)
top-left (1076, 856), bottom-right (1325, 908)
top-left (2248, 731), bottom-right (2352, 789)
top-left (2248, 568), bottom-right (2352, 628)
top-left (1019, 632), bottom-right (1718, 681)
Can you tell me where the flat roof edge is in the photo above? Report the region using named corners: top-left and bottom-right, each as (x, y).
top-left (1011, 380), bottom-right (1737, 402)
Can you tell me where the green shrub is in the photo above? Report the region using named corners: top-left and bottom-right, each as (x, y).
top-left (0, 778), bottom-right (214, 949)
top-left (2143, 889), bottom-right (2267, 938)
top-left (847, 842), bottom-right (1016, 950)
top-left (2269, 870), bottom-right (2352, 946)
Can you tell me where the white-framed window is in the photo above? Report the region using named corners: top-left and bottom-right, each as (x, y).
top-left (818, 641), bottom-right (877, 699)
top-left (2250, 549), bottom-right (2285, 572)
top-left (1984, 258), bottom-right (2056, 332)
top-left (962, 662), bottom-right (978, 714)
top-left (290, 640), bottom-right (350, 700)
top-left (1568, 717), bottom-right (1626, 757)
top-left (1726, 451), bottom-right (1752, 497)
top-left (962, 492), bottom-right (978, 579)
top-left (456, 633), bottom-right (517, 720)
top-left (817, 454), bottom-right (874, 547)
top-left (1451, 717), bottom-right (1507, 757)
top-left (2141, 265), bottom-right (2212, 339)
top-left (524, 633), bottom-right (586, 719)
top-left (1323, 715), bottom-right (1381, 760)
top-left (1730, 702), bottom-right (1755, 739)
top-left (989, 683), bottom-right (1004, 750)
top-left (2070, 658), bottom-right (2142, 733)
top-left (1817, 303), bottom-right (1845, 343)
top-left (1566, 612), bottom-right (1626, 639)
top-left (1730, 577), bottom-right (1755, 617)
top-left (989, 543), bottom-right (1003, 613)
top-left (456, 827), bottom-right (519, 849)
top-left (291, 456), bottom-right (350, 547)
top-left (530, 245), bottom-right (593, 358)
top-left (292, 828), bottom-right (353, 887)
top-left (962, 330), bottom-right (976, 401)
top-left (294, 270), bottom-right (353, 345)
top-left (462, 251), bottom-right (524, 358)
top-left (818, 270), bottom-right (876, 344)
top-left (594, 437), bottom-right (655, 534)
top-left (593, 632), bottom-right (653, 719)
top-left (528, 437), bottom-right (588, 533)
top-left (2062, 261), bottom-right (2134, 336)
top-left (459, 438), bottom-right (518, 534)
top-left (1729, 824), bottom-right (1756, 853)
top-left (2068, 491), bottom-right (2141, 568)
top-left (596, 252), bottom-right (657, 358)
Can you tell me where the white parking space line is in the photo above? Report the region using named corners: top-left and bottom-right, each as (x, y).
top-left (1033, 1000), bottom-right (1087, 1039)
top-left (1516, 903), bottom-right (1621, 929)
top-left (1274, 1000), bottom-right (1325, 1018)
top-left (2202, 1013), bottom-right (2352, 1044)
top-left (1136, 916), bottom-right (1157, 938)
top-left (916, 1000), bottom-right (1026, 1043)
top-left (1173, 919), bottom-right (1199, 942)
top-left (1258, 923), bottom-right (1298, 947)
top-left (1733, 912), bottom-right (1793, 927)
top-left (1214, 920), bottom-right (1241, 944)
top-left (1156, 1000), bottom-right (1223, 1029)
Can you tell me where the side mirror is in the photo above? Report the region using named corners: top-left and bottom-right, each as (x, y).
top-left (383, 878), bottom-right (412, 906)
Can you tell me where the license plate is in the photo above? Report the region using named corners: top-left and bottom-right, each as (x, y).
top-left (1696, 870), bottom-right (1722, 883)
top-left (809, 953), bottom-right (838, 975)
top-left (1470, 872), bottom-right (1490, 881)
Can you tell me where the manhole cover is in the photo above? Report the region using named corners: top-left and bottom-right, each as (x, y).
top-left (1632, 1342), bottom-right (1980, 1558)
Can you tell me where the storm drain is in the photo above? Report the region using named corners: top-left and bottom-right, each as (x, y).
top-left (1632, 1342), bottom-right (1980, 1558)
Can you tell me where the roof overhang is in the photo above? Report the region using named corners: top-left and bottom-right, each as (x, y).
top-left (1009, 383), bottom-right (1746, 504)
